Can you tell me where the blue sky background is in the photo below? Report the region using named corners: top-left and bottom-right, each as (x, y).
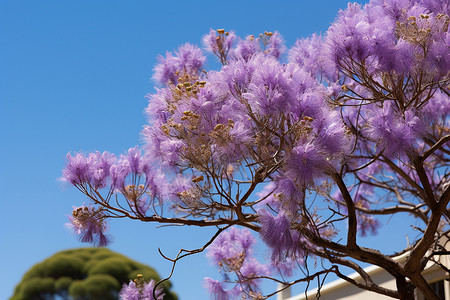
top-left (1, 0), bottom-right (423, 299)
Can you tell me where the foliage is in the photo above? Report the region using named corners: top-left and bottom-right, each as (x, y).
top-left (10, 248), bottom-right (177, 300)
top-left (62, 0), bottom-right (449, 299)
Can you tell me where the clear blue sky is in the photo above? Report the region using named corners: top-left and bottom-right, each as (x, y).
top-left (1, 0), bottom-right (421, 299)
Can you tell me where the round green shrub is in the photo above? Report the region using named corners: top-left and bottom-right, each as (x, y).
top-left (10, 248), bottom-right (177, 300)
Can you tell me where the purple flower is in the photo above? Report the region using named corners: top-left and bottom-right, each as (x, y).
top-left (420, 0), bottom-right (449, 14)
top-left (202, 29), bottom-right (236, 63)
top-left (208, 57), bottom-right (257, 97)
top-left (379, 0), bottom-right (412, 21)
top-left (66, 205), bottom-right (111, 247)
top-left (109, 147), bottom-right (156, 191)
top-left (289, 34), bottom-right (325, 76)
top-left (312, 113), bottom-right (348, 156)
top-left (243, 56), bottom-right (293, 115)
top-left (366, 102), bottom-right (426, 157)
top-left (258, 210), bottom-right (306, 262)
top-left (207, 227), bottom-right (255, 270)
top-left (142, 280), bottom-right (165, 300)
top-left (62, 152), bottom-right (91, 185)
top-left (204, 278), bottom-right (232, 300)
top-left (142, 123), bottom-right (187, 168)
top-left (125, 147), bottom-right (146, 175)
top-left (153, 43), bottom-right (205, 85)
top-left (272, 177), bottom-right (305, 213)
top-left (119, 279), bottom-right (164, 300)
top-left (210, 121), bottom-right (252, 165)
top-left (423, 90), bottom-right (450, 121)
top-left (62, 151), bottom-right (116, 189)
top-left (265, 31), bottom-right (286, 59)
top-left (89, 151), bottom-right (116, 189)
top-left (153, 52), bottom-right (178, 85)
top-left (110, 158), bottom-right (131, 190)
top-left (120, 281), bottom-right (140, 300)
top-left (176, 43), bottom-right (205, 74)
top-left (286, 141), bottom-right (331, 186)
top-left (239, 258), bottom-right (270, 288)
top-left (232, 35), bottom-right (261, 61)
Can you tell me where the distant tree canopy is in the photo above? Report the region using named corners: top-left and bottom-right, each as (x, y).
top-left (10, 248), bottom-right (177, 300)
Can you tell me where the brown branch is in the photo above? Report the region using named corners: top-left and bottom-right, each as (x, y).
top-left (422, 135), bottom-right (450, 161)
top-left (412, 157), bottom-right (437, 209)
top-left (332, 172), bottom-right (358, 249)
top-left (332, 265), bottom-right (399, 299)
top-left (153, 226), bottom-right (230, 299)
top-left (137, 214), bottom-right (260, 231)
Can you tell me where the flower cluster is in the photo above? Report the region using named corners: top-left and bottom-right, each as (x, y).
top-left (258, 210), bottom-right (308, 262)
top-left (119, 275), bottom-right (164, 300)
top-left (62, 151), bottom-right (116, 188)
top-left (153, 43), bottom-right (205, 85)
top-left (66, 204), bottom-right (110, 247)
top-left (205, 228), bottom-right (269, 299)
top-left (62, 147), bottom-right (182, 245)
top-left (324, 0), bottom-right (449, 78)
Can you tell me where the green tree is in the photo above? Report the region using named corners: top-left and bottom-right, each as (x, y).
top-left (10, 248), bottom-right (177, 300)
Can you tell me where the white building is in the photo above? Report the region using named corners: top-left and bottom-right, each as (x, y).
top-left (277, 251), bottom-right (449, 300)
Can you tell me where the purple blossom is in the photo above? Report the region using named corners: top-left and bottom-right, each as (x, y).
top-left (143, 124), bottom-right (186, 168)
top-left (427, 31), bottom-right (450, 77)
top-left (89, 151), bottom-right (116, 189)
top-left (208, 57), bottom-right (257, 97)
top-left (202, 29), bottom-right (236, 62)
top-left (243, 56), bottom-right (293, 115)
top-left (258, 210), bottom-right (306, 262)
top-left (62, 152), bottom-right (91, 185)
top-left (232, 35), bottom-right (261, 61)
top-left (167, 174), bottom-right (193, 202)
top-left (265, 31), bottom-right (286, 59)
top-left (62, 151), bottom-right (116, 189)
top-left (239, 258), bottom-right (270, 287)
top-left (423, 90), bottom-right (450, 121)
top-left (420, 0), bottom-right (449, 14)
top-left (378, 0), bottom-right (412, 21)
top-left (120, 281), bottom-right (140, 300)
top-left (211, 121), bottom-right (252, 165)
top-left (357, 212), bottom-right (381, 237)
top-left (207, 227), bottom-right (255, 270)
top-left (288, 34), bottom-right (325, 76)
top-left (204, 278), bottom-right (232, 300)
top-left (286, 142), bottom-right (331, 186)
top-left (66, 205), bottom-right (111, 247)
top-left (275, 177), bottom-right (304, 213)
top-left (153, 52), bottom-right (178, 85)
top-left (366, 102), bottom-right (426, 157)
top-left (312, 113), bottom-right (349, 156)
top-left (176, 43), bottom-right (205, 74)
top-left (110, 158), bottom-right (131, 189)
top-left (119, 279), bottom-right (164, 300)
top-left (125, 147), bottom-right (147, 175)
top-left (153, 43), bottom-right (205, 85)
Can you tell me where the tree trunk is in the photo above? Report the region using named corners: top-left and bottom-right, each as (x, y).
top-left (410, 274), bottom-right (442, 300)
top-left (396, 276), bottom-right (415, 300)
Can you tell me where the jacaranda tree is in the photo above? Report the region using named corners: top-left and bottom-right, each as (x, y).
top-left (62, 0), bottom-right (449, 299)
